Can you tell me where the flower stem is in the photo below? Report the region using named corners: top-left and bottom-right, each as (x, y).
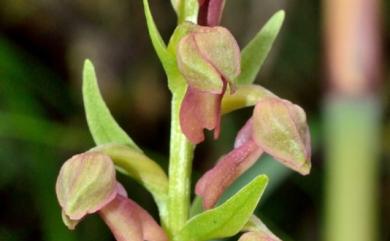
top-left (168, 83), bottom-right (194, 237)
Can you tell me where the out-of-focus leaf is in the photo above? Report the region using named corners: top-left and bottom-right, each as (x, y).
top-left (0, 38), bottom-right (70, 116)
top-left (0, 111), bottom-right (89, 149)
top-left (236, 11), bottom-right (285, 84)
top-left (143, 0), bottom-right (175, 72)
top-left (83, 60), bottom-right (140, 151)
top-left (175, 175), bottom-right (268, 241)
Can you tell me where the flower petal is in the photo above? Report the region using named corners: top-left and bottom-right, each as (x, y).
top-left (180, 87), bottom-right (223, 144)
top-left (195, 139), bottom-right (263, 209)
top-left (56, 152), bottom-right (117, 220)
top-left (252, 98), bottom-right (311, 175)
top-left (193, 26), bottom-right (240, 82)
top-left (99, 195), bottom-right (168, 241)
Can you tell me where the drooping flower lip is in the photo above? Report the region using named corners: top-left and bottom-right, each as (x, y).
top-left (180, 86), bottom-right (224, 144)
top-left (195, 138), bottom-right (263, 208)
top-left (56, 152), bottom-right (117, 220)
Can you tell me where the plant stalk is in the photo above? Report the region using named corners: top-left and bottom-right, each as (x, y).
top-left (168, 84), bottom-right (194, 238)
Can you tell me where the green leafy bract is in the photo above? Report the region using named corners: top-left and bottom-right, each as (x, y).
top-left (143, 0), bottom-right (175, 73)
top-left (83, 60), bottom-right (140, 151)
top-left (175, 175), bottom-right (268, 241)
top-left (236, 11), bottom-right (285, 84)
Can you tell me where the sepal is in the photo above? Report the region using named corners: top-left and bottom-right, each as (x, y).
top-left (252, 98), bottom-right (311, 175)
top-left (195, 139), bottom-right (263, 208)
top-left (239, 215), bottom-right (282, 241)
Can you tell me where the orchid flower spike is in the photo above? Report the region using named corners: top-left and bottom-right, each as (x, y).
top-left (177, 24), bottom-right (240, 144)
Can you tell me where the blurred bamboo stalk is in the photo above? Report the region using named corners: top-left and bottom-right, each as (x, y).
top-left (323, 0), bottom-right (382, 241)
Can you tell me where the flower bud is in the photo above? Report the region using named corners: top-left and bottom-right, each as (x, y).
top-left (177, 24), bottom-right (240, 93)
top-left (56, 152), bottom-right (117, 221)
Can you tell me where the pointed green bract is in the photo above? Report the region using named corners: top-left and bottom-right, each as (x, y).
top-left (83, 60), bottom-right (140, 151)
top-left (236, 11), bottom-right (285, 84)
top-left (143, 0), bottom-right (175, 73)
top-left (175, 175), bottom-right (268, 241)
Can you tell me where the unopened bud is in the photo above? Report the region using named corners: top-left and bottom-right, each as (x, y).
top-left (56, 152), bottom-right (117, 221)
top-left (177, 24), bottom-right (240, 93)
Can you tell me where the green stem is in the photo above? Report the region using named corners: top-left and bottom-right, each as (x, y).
top-left (168, 83), bottom-right (194, 237)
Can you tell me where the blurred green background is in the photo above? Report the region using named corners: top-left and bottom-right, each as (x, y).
top-left (0, 0), bottom-right (388, 241)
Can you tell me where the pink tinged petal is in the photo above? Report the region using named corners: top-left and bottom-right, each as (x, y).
top-left (239, 231), bottom-right (282, 241)
top-left (195, 139), bottom-right (263, 209)
top-left (180, 87), bottom-right (223, 144)
top-left (99, 195), bottom-right (143, 241)
top-left (99, 195), bottom-right (168, 241)
top-left (234, 118), bottom-right (254, 148)
top-left (198, 0), bottom-right (226, 27)
top-left (193, 26), bottom-right (240, 82)
top-left (116, 182), bottom-right (128, 197)
top-left (56, 152), bottom-right (117, 220)
top-left (252, 98), bottom-right (311, 175)
top-left (177, 33), bottom-right (224, 94)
